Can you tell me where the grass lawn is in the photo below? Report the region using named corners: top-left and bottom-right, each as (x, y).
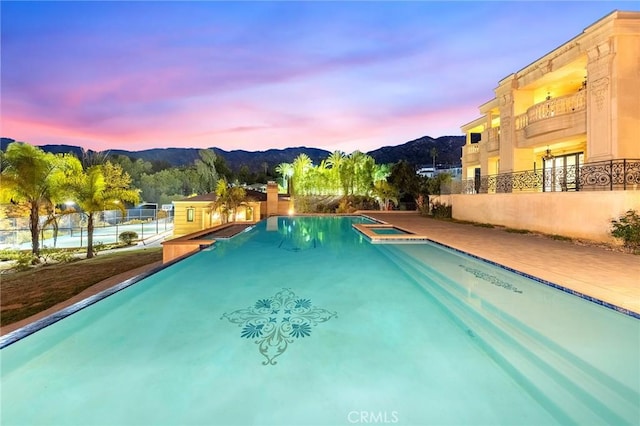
top-left (0, 247), bottom-right (162, 327)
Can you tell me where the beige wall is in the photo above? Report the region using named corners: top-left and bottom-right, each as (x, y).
top-left (173, 200), bottom-right (262, 237)
top-left (172, 201), bottom-right (212, 237)
top-left (461, 11), bottom-right (640, 177)
top-left (446, 191), bottom-right (640, 244)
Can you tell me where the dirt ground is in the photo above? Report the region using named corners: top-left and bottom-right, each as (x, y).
top-left (0, 247), bottom-right (162, 333)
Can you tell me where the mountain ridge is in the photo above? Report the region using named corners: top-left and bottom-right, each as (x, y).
top-left (1, 135), bottom-right (465, 171)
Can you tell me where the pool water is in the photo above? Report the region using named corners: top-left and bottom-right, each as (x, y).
top-left (1, 216), bottom-right (638, 425)
top-left (369, 227), bottom-right (409, 235)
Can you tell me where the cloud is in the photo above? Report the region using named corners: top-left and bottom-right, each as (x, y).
top-left (2, 1), bottom-right (637, 154)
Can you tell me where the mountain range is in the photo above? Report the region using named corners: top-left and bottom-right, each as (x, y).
top-left (1, 135), bottom-right (465, 172)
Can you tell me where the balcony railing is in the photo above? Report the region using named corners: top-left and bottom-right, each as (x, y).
top-left (515, 90), bottom-right (587, 130)
top-left (463, 144), bottom-right (480, 163)
top-left (465, 144), bottom-right (480, 154)
top-left (445, 159), bottom-right (640, 194)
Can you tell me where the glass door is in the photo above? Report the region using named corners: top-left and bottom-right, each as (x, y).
top-left (543, 152), bottom-right (584, 192)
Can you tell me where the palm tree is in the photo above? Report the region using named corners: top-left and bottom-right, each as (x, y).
top-left (0, 142), bottom-right (79, 258)
top-left (275, 162), bottom-right (293, 194)
top-left (71, 163), bottom-right (139, 258)
top-left (291, 154), bottom-right (312, 196)
top-left (372, 163), bottom-right (391, 184)
top-left (326, 151), bottom-right (345, 195)
top-left (210, 178), bottom-right (247, 223)
top-left (371, 181), bottom-right (399, 211)
top-left (430, 147), bottom-right (438, 171)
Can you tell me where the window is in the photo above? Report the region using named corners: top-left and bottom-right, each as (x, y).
top-left (187, 208), bottom-right (195, 222)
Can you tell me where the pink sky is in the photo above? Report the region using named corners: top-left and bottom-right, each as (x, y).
top-left (2, 2), bottom-right (636, 153)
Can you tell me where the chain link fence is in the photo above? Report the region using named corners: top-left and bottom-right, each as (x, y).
top-left (0, 209), bottom-right (174, 250)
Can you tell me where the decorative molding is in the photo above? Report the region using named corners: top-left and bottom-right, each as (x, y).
top-left (591, 77), bottom-right (609, 112)
top-left (500, 93), bottom-right (512, 106)
top-left (501, 116), bottom-right (511, 133)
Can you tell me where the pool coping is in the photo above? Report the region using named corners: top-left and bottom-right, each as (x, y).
top-left (352, 223), bottom-right (430, 243)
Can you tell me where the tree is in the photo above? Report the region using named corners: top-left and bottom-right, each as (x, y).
top-left (275, 162), bottom-right (293, 193)
top-left (430, 147), bottom-right (438, 170)
top-left (214, 154), bottom-right (233, 182)
top-left (210, 178), bottom-right (247, 223)
top-left (194, 149), bottom-right (218, 194)
top-left (340, 155), bottom-right (356, 197)
top-left (70, 162), bottom-right (139, 258)
top-left (291, 154), bottom-right (312, 196)
top-left (389, 160), bottom-right (421, 207)
top-left (109, 155), bottom-right (152, 190)
top-left (326, 151), bottom-right (345, 195)
top-left (371, 181), bottom-right (399, 210)
top-left (0, 142), bottom-right (80, 258)
top-left (237, 164), bottom-right (252, 184)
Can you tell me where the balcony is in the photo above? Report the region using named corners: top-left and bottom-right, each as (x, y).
top-left (463, 143), bottom-right (480, 164)
top-left (514, 90), bottom-right (587, 141)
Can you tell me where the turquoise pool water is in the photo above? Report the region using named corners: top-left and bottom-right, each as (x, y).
top-left (369, 227), bottom-right (409, 235)
top-left (1, 216), bottom-right (638, 425)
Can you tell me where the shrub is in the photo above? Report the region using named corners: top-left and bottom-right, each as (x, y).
top-left (473, 223), bottom-right (495, 228)
top-left (416, 195), bottom-right (429, 216)
top-left (0, 249), bottom-right (21, 261)
top-left (119, 231), bottom-right (139, 245)
top-left (336, 198), bottom-right (352, 214)
top-left (505, 228), bottom-right (531, 234)
top-left (430, 201), bottom-right (452, 219)
top-left (13, 252), bottom-right (38, 271)
top-left (51, 250), bottom-right (75, 263)
top-left (550, 234), bottom-right (572, 242)
top-left (40, 248), bottom-right (76, 265)
top-left (611, 209), bottom-right (640, 252)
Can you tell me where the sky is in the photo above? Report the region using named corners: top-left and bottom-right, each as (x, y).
top-left (1, 1), bottom-right (638, 154)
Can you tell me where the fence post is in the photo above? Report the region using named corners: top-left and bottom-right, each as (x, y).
top-left (610, 160), bottom-right (613, 191)
top-left (623, 159), bottom-right (627, 191)
top-left (80, 227), bottom-right (83, 247)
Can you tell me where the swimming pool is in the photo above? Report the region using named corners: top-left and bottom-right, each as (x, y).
top-left (1, 216), bottom-right (638, 425)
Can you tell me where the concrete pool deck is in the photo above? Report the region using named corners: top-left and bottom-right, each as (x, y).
top-left (365, 212), bottom-right (640, 316)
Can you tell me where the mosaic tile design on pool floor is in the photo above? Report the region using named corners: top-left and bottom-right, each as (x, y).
top-left (459, 264), bottom-right (523, 294)
top-left (221, 288), bottom-right (337, 365)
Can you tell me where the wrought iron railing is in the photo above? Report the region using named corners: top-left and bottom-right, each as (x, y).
top-left (444, 159), bottom-right (640, 194)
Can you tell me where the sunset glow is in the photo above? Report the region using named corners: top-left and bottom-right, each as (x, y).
top-left (1, 1), bottom-right (636, 153)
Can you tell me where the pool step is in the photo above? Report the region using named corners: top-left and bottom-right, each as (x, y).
top-left (376, 245), bottom-right (638, 425)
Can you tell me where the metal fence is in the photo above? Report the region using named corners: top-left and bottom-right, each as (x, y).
top-left (0, 209), bottom-right (174, 250)
top-left (444, 158), bottom-right (640, 194)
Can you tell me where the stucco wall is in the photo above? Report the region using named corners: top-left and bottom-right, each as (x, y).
top-left (448, 191), bottom-right (640, 244)
top-left (172, 201), bottom-right (210, 237)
